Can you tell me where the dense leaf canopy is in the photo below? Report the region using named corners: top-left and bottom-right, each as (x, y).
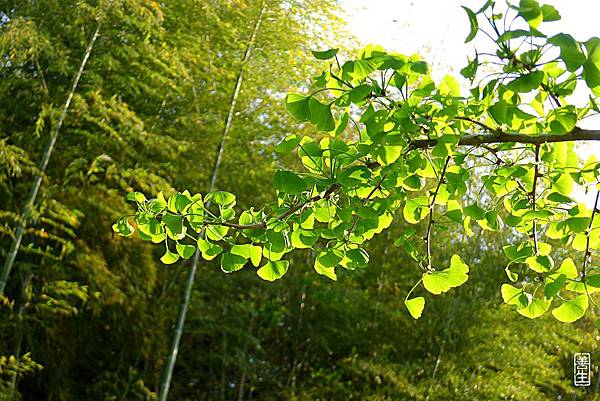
top-left (117, 0), bottom-right (600, 326)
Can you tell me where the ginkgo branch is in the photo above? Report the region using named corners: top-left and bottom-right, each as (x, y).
top-left (410, 126), bottom-right (600, 149)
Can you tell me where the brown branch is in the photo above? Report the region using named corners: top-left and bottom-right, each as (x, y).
top-left (410, 126), bottom-right (600, 149)
top-left (363, 175), bottom-right (387, 202)
top-left (541, 82), bottom-right (562, 108)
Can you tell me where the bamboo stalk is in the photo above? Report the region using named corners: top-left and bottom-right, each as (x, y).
top-left (157, 4), bottom-right (266, 400)
top-left (0, 12), bottom-right (106, 296)
top-left (208, 4), bottom-right (265, 191)
top-left (9, 271), bottom-right (32, 400)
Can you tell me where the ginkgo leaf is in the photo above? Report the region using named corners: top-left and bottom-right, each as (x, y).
top-left (552, 295), bottom-right (589, 322)
top-left (160, 249), bottom-right (180, 265)
top-left (517, 297), bottom-right (550, 319)
top-left (423, 255), bottom-right (469, 295)
top-left (501, 284), bottom-right (530, 309)
top-left (405, 297), bottom-right (425, 319)
top-left (220, 253), bottom-right (247, 273)
top-left (176, 243), bottom-right (196, 259)
top-left (231, 244), bottom-right (262, 267)
top-left (197, 238), bottom-right (223, 261)
top-left (257, 260), bottom-right (289, 281)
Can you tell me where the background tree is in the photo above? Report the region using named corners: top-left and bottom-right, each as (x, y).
top-left (0, 0), bottom-right (346, 399)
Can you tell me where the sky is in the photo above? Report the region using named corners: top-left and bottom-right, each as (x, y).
top-left (341, 0), bottom-right (600, 79)
top-left (340, 0), bottom-right (600, 205)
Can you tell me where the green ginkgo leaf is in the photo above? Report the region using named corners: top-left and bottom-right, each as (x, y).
top-left (163, 214), bottom-right (185, 240)
top-left (197, 237), bottom-right (223, 261)
top-left (176, 243), bottom-right (196, 259)
top-left (285, 93), bottom-right (310, 121)
top-left (311, 48), bottom-right (338, 60)
top-left (403, 197), bottom-right (429, 224)
top-left (405, 297), bottom-right (425, 319)
top-left (231, 244), bottom-right (262, 267)
top-left (275, 134), bottom-right (301, 153)
top-left (126, 191), bottom-right (146, 203)
top-left (544, 274), bottom-right (567, 299)
top-left (586, 275), bottom-right (600, 288)
top-left (160, 249), bottom-right (180, 265)
top-left (220, 253), bottom-right (247, 273)
top-left (554, 257), bottom-right (578, 279)
top-left (273, 170), bottom-right (307, 195)
top-left (548, 33), bottom-right (585, 72)
top-left (314, 256), bottom-right (337, 280)
top-left (205, 191), bottom-right (236, 207)
top-left (525, 255), bottom-right (553, 273)
top-left (518, 0), bottom-right (543, 28)
top-left (257, 260), bottom-right (289, 281)
top-left (112, 217), bottom-right (134, 237)
top-left (501, 284), bottom-right (530, 309)
top-left (552, 294), bottom-right (588, 322)
top-left (517, 297), bottom-right (550, 319)
top-left (462, 6), bottom-right (478, 43)
top-left (507, 71), bottom-right (544, 93)
top-left (308, 97), bottom-right (335, 131)
top-left (422, 255), bottom-right (469, 294)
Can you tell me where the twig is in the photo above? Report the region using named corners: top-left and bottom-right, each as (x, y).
top-left (185, 184), bottom-right (341, 231)
top-left (425, 157), bottom-right (451, 270)
top-left (345, 175), bottom-right (388, 240)
top-left (531, 145), bottom-right (540, 254)
top-left (582, 190), bottom-right (600, 278)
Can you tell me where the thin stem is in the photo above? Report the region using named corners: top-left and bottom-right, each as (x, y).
top-left (405, 278), bottom-right (424, 301)
top-left (298, 143), bottom-right (328, 176)
top-left (425, 157), bottom-right (451, 270)
top-left (33, 58), bottom-right (49, 96)
top-left (208, 4), bottom-right (265, 192)
top-left (330, 72), bottom-right (353, 89)
top-left (582, 190), bottom-right (600, 278)
top-left (346, 175), bottom-right (387, 240)
top-left (183, 184), bottom-right (341, 231)
top-left (531, 145), bottom-right (540, 254)
top-left (455, 116), bottom-right (502, 134)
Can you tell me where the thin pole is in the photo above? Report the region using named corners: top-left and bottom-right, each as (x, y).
top-left (0, 13), bottom-right (106, 296)
top-left (9, 271), bottom-right (32, 399)
top-left (157, 4), bottom-right (266, 401)
top-left (209, 3), bottom-right (266, 191)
